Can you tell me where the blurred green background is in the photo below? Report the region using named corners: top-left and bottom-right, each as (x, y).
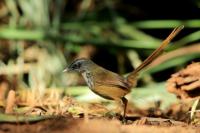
top-left (0, 0), bottom-right (200, 98)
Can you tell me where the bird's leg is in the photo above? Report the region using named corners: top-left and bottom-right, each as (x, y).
top-left (121, 97), bottom-right (128, 123)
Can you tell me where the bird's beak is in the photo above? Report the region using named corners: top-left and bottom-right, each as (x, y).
top-left (63, 68), bottom-right (68, 72)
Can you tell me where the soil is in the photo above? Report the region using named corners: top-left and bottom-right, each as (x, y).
top-left (0, 116), bottom-right (199, 133)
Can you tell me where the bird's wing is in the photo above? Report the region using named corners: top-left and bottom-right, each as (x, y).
top-left (93, 67), bottom-right (130, 90)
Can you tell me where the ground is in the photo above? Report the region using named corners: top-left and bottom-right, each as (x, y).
top-left (0, 116), bottom-right (199, 133)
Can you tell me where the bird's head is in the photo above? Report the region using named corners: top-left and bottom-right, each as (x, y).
top-left (63, 58), bottom-right (94, 73)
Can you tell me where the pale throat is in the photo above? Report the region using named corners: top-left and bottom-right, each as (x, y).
top-left (81, 71), bottom-right (94, 89)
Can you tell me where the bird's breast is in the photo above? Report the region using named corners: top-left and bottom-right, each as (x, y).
top-left (82, 72), bottom-right (94, 89)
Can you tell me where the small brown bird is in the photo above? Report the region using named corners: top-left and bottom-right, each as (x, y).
top-left (63, 26), bottom-right (184, 120)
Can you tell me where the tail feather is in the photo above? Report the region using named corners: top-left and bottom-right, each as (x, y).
top-left (127, 25), bottom-right (184, 87)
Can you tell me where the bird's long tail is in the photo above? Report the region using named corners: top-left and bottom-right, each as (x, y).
top-left (127, 25), bottom-right (184, 87)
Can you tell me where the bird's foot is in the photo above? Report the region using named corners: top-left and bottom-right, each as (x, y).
top-left (121, 117), bottom-right (127, 124)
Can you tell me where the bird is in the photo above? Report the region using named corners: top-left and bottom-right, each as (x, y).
top-left (63, 25), bottom-right (184, 121)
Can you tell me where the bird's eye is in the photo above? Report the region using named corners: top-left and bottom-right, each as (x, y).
top-left (72, 64), bottom-right (77, 69)
top-left (72, 63), bottom-right (81, 69)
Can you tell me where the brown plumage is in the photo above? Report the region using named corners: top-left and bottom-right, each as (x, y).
top-left (63, 25), bottom-right (184, 121)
